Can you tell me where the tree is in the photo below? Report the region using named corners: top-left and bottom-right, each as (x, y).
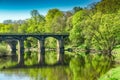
top-left (66, 16), bottom-right (73, 32)
top-left (83, 11), bottom-right (120, 57)
top-left (18, 10), bottom-right (45, 33)
top-left (96, 0), bottom-right (120, 13)
top-left (18, 21), bottom-right (29, 33)
top-left (3, 20), bottom-right (13, 24)
top-left (45, 8), bottom-right (66, 33)
top-left (31, 10), bottom-right (40, 18)
top-left (69, 10), bottom-right (86, 46)
top-left (73, 7), bottom-right (83, 13)
top-left (0, 23), bottom-right (14, 33)
top-left (31, 10), bottom-right (45, 24)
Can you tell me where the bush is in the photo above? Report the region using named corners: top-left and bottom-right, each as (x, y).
top-left (0, 46), bottom-right (9, 55)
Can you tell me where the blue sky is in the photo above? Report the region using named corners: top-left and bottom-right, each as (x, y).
top-left (0, 0), bottom-right (101, 22)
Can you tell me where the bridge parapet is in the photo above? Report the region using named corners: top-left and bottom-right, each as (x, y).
top-left (0, 33), bottom-right (69, 40)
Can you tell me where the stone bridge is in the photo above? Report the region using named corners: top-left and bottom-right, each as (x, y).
top-left (0, 34), bottom-right (69, 66)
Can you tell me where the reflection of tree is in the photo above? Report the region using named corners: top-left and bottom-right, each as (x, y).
top-left (9, 66), bottom-right (72, 80)
top-left (0, 56), bottom-right (111, 80)
top-left (70, 54), bottom-right (112, 80)
top-left (34, 66), bottom-right (70, 80)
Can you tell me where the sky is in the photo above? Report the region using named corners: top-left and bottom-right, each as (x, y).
top-left (0, 0), bottom-right (101, 23)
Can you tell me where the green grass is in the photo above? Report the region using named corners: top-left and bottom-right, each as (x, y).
top-left (99, 67), bottom-right (120, 80)
top-left (113, 48), bottom-right (120, 62)
top-left (98, 47), bottom-right (120, 80)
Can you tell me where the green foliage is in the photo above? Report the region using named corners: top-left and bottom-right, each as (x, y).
top-left (45, 51), bottom-right (57, 64)
top-left (24, 52), bottom-right (38, 65)
top-left (0, 44), bottom-right (9, 54)
top-left (0, 24), bottom-right (14, 33)
top-left (99, 67), bottom-right (120, 80)
top-left (18, 17), bottom-right (45, 33)
top-left (73, 7), bottom-right (83, 13)
top-left (83, 11), bottom-right (120, 55)
top-left (18, 10), bottom-right (45, 34)
top-left (45, 8), bottom-right (66, 33)
top-left (70, 7), bottom-right (120, 55)
top-left (66, 16), bottom-right (73, 32)
top-left (45, 37), bottom-right (57, 48)
top-left (69, 11), bottom-right (85, 46)
top-left (0, 57), bottom-right (17, 69)
top-left (96, 0), bottom-right (120, 13)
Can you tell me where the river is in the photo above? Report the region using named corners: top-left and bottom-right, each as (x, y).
top-left (0, 52), bottom-right (114, 80)
top-left (0, 55), bottom-right (71, 80)
top-left (0, 66), bottom-right (70, 80)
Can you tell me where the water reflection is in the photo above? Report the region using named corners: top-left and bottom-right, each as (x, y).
top-left (0, 71), bottom-right (31, 80)
top-left (0, 66), bottom-right (70, 80)
top-left (0, 53), bottom-right (113, 80)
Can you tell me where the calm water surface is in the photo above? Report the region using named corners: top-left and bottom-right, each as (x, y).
top-left (0, 66), bottom-right (69, 80)
top-left (0, 53), bottom-right (114, 80)
top-left (0, 72), bottom-right (31, 80)
top-left (0, 53), bottom-right (71, 80)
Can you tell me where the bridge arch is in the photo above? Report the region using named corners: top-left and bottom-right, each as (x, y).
top-left (0, 34), bottom-right (69, 66)
top-left (23, 37), bottom-right (39, 65)
top-left (44, 37), bottom-right (58, 64)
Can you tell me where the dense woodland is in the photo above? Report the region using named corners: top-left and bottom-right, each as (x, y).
top-left (1, 0), bottom-right (120, 79)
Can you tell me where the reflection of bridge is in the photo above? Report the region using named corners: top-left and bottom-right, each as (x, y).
top-left (0, 34), bottom-right (69, 66)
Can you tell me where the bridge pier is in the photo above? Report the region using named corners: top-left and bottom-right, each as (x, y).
top-left (38, 38), bottom-right (45, 65)
top-left (18, 39), bottom-right (24, 66)
top-left (57, 37), bottom-right (64, 64)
